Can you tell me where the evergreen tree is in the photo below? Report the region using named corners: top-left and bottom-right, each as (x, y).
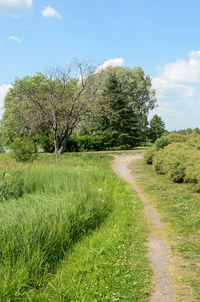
top-left (93, 66), bottom-right (156, 148)
top-left (149, 114), bottom-right (166, 142)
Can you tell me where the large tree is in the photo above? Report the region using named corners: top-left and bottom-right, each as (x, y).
top-left (83, 66), bottom-right (156, 148)
top-left (1, 61), bottom-right (104, 154)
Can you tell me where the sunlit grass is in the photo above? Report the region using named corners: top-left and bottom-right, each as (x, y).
top-left (0, 153), bottom-right (152, 301)
top-left (132, 159), bottom-right (200, 301)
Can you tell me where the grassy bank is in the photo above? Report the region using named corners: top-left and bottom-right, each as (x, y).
top-left (131, 159), bottom-right (200, 301)
top-left (0, 153), bottom-right (151, 301)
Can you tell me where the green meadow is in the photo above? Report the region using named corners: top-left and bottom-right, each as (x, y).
top-left (0, 153), bottom-right (152, 301)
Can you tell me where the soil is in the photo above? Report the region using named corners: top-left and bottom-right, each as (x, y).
top-left (112, 153), bottom-right (175, 302)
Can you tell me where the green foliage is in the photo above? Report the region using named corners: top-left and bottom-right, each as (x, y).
top-left (153, 149), bottom-right (167, 174)
top-left (149, 114), bottom-right (166, 142)
top-left (11, 138), bottom-right (38, 162)
top-left (0, 171), bottom-right (24, 202)
top-left (154, 133), bottom-right (188, 152)
top-left (143, 145), bottom-right (157, 164)
top-left (184, 153), bottom-right (200, 184)
top-left (0, 64), bottom-right (104, 154)
top-left (167, 133), bottom-right (188, 143)
top-left (153, 143), bottom-right (191, 182)
top-left (1, 65), bottom-right (157, 153)
top-left (66, 132), bottom-right (144, 152)
top-left (187, 133), bottom-right (200, 149)
top-left (1, 75), bottom-right (46, 148)
top-left (65, 134), bottom-right (105, 152)
top-left (81, 65), bottom-right (156, 149)
top-left (155, 136), bottom-right (170, 150)
top-left (147, 132), bottom-right (200, 185)
top-left (165, 146), bottom-right (189, 182)
top-left (171, 127), bottom-right (200, 136)
top-left (37, 126), bottom-right (54, 153)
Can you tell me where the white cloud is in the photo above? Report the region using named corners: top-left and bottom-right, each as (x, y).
top-left (0, 84), bottom-right (12, 117)
top-left (42, 6), bottom-right (62, 19)
top-left (152, 51), bottom-right (200, 130)
top-left (0, 0), bottom-right (32, 17)
top-left (8, 36), bottom-right (22, 43)
top-left (96, 58), bottom-right (124, 73)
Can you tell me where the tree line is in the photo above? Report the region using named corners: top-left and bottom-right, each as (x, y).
top-left (0, 60), bottom-right (166, 156)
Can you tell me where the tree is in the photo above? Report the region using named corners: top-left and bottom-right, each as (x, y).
top-left (149, 114), bottom-right (166, 142)
top-left (1, 61), bottom-right (104, 154)
top-left (83, 66), bottom-right (156, 148)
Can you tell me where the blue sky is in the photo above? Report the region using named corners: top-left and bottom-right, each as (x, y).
top-left (1, 0), bottom-right (200, 130)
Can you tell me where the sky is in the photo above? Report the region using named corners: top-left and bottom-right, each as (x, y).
top-left (1, 0), bottom-right (200, 130)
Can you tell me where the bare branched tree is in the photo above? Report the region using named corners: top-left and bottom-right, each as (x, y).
top-left (3, 60), bottom-right (104, 154)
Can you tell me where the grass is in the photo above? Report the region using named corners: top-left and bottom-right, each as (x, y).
top-left (0, 153), bottom-right (152, 301)
top-left (131, 159), bottom-right (200, 301)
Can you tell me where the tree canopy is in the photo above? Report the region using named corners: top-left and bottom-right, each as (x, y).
top-left (1, 62), bottom-right (157, 153)
top-left (83, 66), bottom-right (156, 148)
top-left (1, 62), bottom-right (104, 154)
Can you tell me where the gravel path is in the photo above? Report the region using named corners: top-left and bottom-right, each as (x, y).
top-left (112, 153), bottom-right (175, 302)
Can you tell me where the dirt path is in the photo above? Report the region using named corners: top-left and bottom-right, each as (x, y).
top-left (112, 154), bottom-right (175, 302)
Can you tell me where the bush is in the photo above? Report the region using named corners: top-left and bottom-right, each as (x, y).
top-left (65, 135), bottom-right (106, 152)
top-left (11, 138), bottom-right (38, 162)
top-left (78, 135), bottom-right (105, 151)
top-left (167, 133), bottom-right (188, 143)
top-left (184, 151), bottom-right (200, 184)
top-left (153, 149), bottom-right (167, 174)
top-left (187, 134), bottom-right (200, 150)
top-left (166, 154), bottom-right (186, 182)
top-left (155, 136), bottom-right (170, 150)
top-left (147, 133), bottom-right (200, 188)
top-left (143, 146), bottom-right (157, 164)
top-left (0, 171), bottom-right (24, 202)
top-left (153, 143), bottom-right (191, 182)
top-left (154, 133), bottom-right (189, 151)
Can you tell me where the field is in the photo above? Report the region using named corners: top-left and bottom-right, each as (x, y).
top-left (132, 158), bottom-right (200, 301)
top-left (0, 152), bottom-right (152, 301)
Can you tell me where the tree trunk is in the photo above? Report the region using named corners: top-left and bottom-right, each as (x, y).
top-left (57, 144), bottom-right (65, 155)
top-left (54, 139), bottom-right (60, 154)
top-left (56, 135), bottom-right (70, 155)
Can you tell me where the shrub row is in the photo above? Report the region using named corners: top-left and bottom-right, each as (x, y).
top-left (65, 134), bottom-right (135, 152)
top-left (144, 133), bottom-right (200, 188)
top-left (65, 134), bottom-right (106, 152)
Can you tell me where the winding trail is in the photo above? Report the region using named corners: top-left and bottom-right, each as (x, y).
top-left (112, 153), bottom-right (175, 302)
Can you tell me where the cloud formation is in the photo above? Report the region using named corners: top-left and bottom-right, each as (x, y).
top-left (0, 0), bottom-right (32, 17)
top-left (8, 36), bottom-right (22, 43)
top-left (152, 51), bottom-right (200, 130)
top-left (42, 6), bottom-right (62, 19)
top-left (96, 58), bottom-right (124, 73)
top-left (0, 84), bottom-right (12, 116)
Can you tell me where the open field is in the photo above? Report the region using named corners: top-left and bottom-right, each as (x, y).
top-left (132, 159), bottom-right (200, 301)
top-left (0, 152), bottom-right (151, 301)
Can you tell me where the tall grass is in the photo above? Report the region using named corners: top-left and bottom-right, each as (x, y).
top-left (0, 153), bottom-right (151, 301)
top-left (0, 154), bottom-right (112, 300)
top-left (21, 155), bottom-right (152, 301)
